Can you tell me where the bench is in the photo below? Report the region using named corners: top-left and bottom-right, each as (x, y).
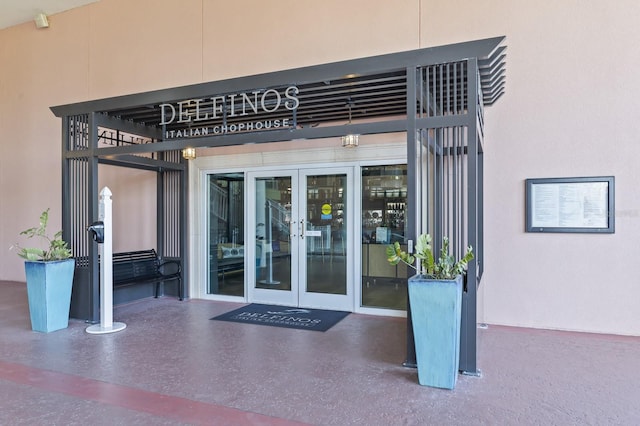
top-left (217, 257), bottom-right (244, 281)
top-left (112, 249), bottom-right (182, 300)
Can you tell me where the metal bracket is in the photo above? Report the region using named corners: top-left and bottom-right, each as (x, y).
top-left (461, 369), bottom-right (482, 378)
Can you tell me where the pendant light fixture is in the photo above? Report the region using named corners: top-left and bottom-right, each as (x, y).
top-left (341, 99), bottom-right (359, 148)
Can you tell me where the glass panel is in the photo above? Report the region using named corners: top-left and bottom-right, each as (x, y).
top-left (255, 177), bottom-right (292, 290)
top-left (208, 173), bottom-right (245, 296)
top-left (305, 174), bottom-right (347, 295)
top-left (361, 165), bottom-right (408, 310)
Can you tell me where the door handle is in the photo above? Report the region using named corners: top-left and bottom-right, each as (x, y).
top-left (290, 220), bottom-right (296, 239)
top-left (299, 219), bottom-right (305, 239)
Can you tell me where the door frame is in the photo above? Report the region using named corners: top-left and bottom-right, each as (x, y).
top-left (246, 166), bottom-right (355, 311)
top-left (189, 142), bottom-right (408, 317)
top-left (296, 166), bottom-right (354, 311)
top-left (246, 169), bottom-right (299, 307)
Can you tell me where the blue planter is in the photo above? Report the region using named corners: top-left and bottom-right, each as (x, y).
top-left (24, 259), bottom-right (75, 333)
top-left (408, 274), bottom-right (463, 389)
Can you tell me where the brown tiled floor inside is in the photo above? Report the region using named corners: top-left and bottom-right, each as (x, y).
top-left (1, 280), bottom-right (639, 425)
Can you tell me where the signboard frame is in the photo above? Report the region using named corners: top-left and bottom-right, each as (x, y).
top-left (525, 176), bottom-right (615, 233)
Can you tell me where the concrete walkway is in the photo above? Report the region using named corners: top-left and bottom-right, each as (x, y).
top-left (1, 280), bottom-right (639, 425)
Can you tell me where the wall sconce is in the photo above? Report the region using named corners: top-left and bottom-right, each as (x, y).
top-left (341, 99), bottom-right (359, 148)
top-left (182, 147), bottom-right (196, 160)
top-left (341, 134), bottom-right (359, 148)
top-left (34, 13), bottom-right (49, 29)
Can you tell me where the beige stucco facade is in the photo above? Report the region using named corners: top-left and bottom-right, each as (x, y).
top-left (2, 0), bottom-right (639, 335)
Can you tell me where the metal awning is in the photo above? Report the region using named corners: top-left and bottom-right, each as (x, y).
top-left (51, 37), bottom-right (506, 143)
top-left (55, 35), bottom-right (507, 376)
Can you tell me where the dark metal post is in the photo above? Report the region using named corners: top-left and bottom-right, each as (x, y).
top-left (88, 112), bottom-right (100, 323)
top-left (460, 59), bottom-right (480, 375)
top-left (180, 158), bottom-right (188, 299)
top-left (157, 160), bottom-right (165, 266)
top-left (404, 66), bottom-right (418, 367)
top-left (61, 116), bottom-right (71, 248)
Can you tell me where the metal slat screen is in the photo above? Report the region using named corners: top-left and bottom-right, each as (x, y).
top-left (421, 61), bottom-right (467, 118)
top-left (161, 150), bottom-right (182, 259)
top-left (416, 61), bottom-right (472, 270)
top-left (64, 114), bottom-right (90, 258)
top-left (412, 59), bottom-right (483, 374)
top-left (420, 127), bottom-right (470, 263)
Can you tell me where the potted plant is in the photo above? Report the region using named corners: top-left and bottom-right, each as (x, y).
top-left (12, 208), bottom-right (75, 332)
top-left (387, 233), bottom-right (473, 389)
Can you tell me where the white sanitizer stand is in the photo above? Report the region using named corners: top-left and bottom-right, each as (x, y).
top-left (86, 187), bottom-right (127, 334)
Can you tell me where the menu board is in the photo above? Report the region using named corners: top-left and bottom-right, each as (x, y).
top-left (525, 177), bottom-right (614, 233)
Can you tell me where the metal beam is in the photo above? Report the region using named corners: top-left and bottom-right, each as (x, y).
top-left (98, 155), bottom-right (186, 172)
top-left (94, 113), bottom-right (164, 140)
top-left (79, 119), bottom-right (409, 156)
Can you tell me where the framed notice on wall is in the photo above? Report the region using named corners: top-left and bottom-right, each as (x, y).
top-left (525, 176), bottom-right (615, 233)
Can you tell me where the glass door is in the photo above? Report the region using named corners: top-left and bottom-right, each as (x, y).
top-left (298, 168), bottom-right (353, 311)
top-left (248, 167), bottom-right (353, 311)
top-left (249, 171), bottom-right (298, 306)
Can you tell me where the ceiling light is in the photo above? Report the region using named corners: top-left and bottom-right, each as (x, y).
top-left (182, 147), bottom-right (196, 160)
top-left (341, 134), bottom-right (359, 148)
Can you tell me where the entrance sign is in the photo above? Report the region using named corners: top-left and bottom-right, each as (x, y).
top-left (525, 176), bottom-right (615, 233)
top-left (164, 119), bottom-right (292, 139)
top-left (160, 85), bottom-right (299, 139)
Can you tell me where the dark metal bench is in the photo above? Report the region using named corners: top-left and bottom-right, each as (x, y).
top-left (112, 249), bottom-right (182, 300)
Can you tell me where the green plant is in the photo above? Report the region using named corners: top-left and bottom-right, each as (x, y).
top-left (386, 233), bottom-right (474, 280)
top-left (13, 209), bottom-right (72, 261)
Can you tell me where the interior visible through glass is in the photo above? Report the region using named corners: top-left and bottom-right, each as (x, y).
top-left (361, 164), bottom-right (408, 310)
top-left (305, 174), bottom-right (347, 295)
top-left (207, 165), bottom-right (409, 312)
top-left (208, 173), bottom-right (245, 296)
top-left (255, 176), bottom-right (292, 291)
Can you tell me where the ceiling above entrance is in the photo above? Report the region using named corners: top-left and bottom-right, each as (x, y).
top-left (112, 70), bottom-right (412, 133)
top-left (99, 61), bottom-right (503, 135)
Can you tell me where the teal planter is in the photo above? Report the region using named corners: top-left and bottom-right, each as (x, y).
top-left (408, 274), bottom-right (463, 390)
top-left (25, 259), bottom-right (75, 333)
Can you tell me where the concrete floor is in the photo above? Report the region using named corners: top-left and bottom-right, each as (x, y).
top-left (1, 280), bottom-right (639, 425)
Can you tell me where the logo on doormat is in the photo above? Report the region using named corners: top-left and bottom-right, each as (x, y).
top-left (266, 308), bottom-right (311, 315)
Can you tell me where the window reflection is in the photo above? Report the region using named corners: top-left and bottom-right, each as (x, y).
top-left (208, 173), bottom-right (245, 296)
top-left (361, 165), bottom-right (408, 310)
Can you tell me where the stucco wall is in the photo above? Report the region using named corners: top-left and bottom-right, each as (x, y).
top-left (1, 0), bottom-right (638, 335)
top-left (423, 0), bottom-right (640, 335)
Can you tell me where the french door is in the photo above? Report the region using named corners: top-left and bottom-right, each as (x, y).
top-left (247, 167), bottom-right (354, 311)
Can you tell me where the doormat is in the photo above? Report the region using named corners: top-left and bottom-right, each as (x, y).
top-left (211, 304), bottom-right (350, 332)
